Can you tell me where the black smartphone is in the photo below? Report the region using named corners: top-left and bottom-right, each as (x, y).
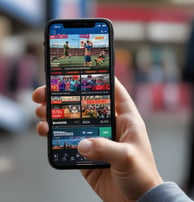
top-left (45, 18), bottom-right (115, 169)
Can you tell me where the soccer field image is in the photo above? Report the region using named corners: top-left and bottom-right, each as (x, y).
top-left (51, 55), bottom-right (109, 68)
top-left (49, 33), bottom-right (110, 68)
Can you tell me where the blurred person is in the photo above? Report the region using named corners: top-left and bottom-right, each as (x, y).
top-left (162, 48), bottom-right (179, 82)
top-left (183, 21), bottom-right (194, 196)
top-left (135, 46), bottom-right (152, 82)
top-left (59, 78), bottom-right (66, 91)
top-left (84, 40), bottom-right (93, 66)
top-left (0, 36), bottom-right (38, 133)
top-left (32, 78), bottom-right (193, 202)
top-left (61, 106), bottom-right (70, 119)
top-left (60, 41), bottom-right (72, 62)
top-left (71, 106), bottom-right (78, 113)
top-left (94, 50), bottom-right (106, 65)
top-left (69, 75), bottom-right (80, 91)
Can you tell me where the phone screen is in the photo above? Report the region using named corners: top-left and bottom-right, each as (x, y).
top-left (46, 19), bottom-right (115, 169)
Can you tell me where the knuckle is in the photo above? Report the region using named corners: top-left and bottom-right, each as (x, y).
top-left (115, 144), bottom-right (135, 169)
top-left (124, 114), bottom-right (146, 134)
top-left (122, 145), bottom-right (134, 162)
top-left (92, 138), bottom-right (106, 158)
top-left (35, 106), bottom-right (40, 117)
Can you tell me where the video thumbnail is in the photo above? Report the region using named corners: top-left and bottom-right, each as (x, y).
top-left (52, 137), bottom-right (80, 150)
top-left (50, 34), bottom-right (109, 68)
top-left (52, 127), bottom-right (99, 150)
top-left (81, 74), bottom-right (110, 91)
top-left (81, 95), bottom-right (111, 118)
top-left (52, 105), bottom-right (80, 119)
top-left (50, 75), bottom-right (80, 92)
top-left (51, 96), bottom-right (80, 104)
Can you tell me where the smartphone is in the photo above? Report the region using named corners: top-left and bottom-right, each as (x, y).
top-left (45, 18), bottom-right (115, 169)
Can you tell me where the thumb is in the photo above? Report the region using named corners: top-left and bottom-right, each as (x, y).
top-left (78, 138), bottom-right (133, 169)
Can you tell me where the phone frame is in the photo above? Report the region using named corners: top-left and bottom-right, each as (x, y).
top-left (45, 18), bottom-right (115, 169)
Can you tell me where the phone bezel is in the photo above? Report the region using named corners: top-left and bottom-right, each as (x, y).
top-left (45, 18), bottom-right (115, 169)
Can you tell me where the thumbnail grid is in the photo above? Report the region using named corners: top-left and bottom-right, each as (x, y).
top-left (50, 74), bottom-right (110, 92)
top-left (51, 95), bottom-right (111, 120)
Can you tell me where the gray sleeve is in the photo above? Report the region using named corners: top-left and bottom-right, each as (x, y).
top-left (137, 182), bottom-right (193, 202)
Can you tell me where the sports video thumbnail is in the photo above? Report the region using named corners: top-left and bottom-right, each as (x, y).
top-left (52, 105), bottom-right (80, 119)
top-left (50, 75), bottom-right (80, 92)
top-left (81, 74), bottom-right (110, 91)
top-left (50, 34), bottom-right (109, 68)
top-left (51, 96), bottom-right (80, 104)
top-left (82, 95), bottom-right (111, 119)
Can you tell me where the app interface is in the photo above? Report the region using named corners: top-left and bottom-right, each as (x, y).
top-left (49, 22), bottom-right (113, 166)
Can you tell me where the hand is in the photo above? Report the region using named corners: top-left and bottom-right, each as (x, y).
top-left (32, 85), bottom-right (48, 136)
top-left (32, 78), bottom-right (163, 202)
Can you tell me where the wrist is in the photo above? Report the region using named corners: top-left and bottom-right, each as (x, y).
top-left (139, 173), bottom-right (163, 199)
top-left (130, 172), bottom-right (163, 201)
top-left (137, 182), bottom-right (192, 202)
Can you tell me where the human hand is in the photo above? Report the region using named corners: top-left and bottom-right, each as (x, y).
top-left (32, 85), bottom-right (48, 136)
top-left (32, 78), bottom-right (163, 202)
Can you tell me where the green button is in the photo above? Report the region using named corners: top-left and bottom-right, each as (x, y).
top-left (99, 127), bottom-right (111, 138)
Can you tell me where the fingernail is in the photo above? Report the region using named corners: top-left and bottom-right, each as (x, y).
top-left (78, 139), bottom-right (93, 154)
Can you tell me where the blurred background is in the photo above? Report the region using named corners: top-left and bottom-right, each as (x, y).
top-left (0, 0), bottom-right (194, 201)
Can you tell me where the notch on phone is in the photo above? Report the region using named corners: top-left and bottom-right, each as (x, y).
top-left (63, 21), bottom-right (95, 28)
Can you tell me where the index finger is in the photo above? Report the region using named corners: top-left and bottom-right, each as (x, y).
top-left (115, 77), bottom-right (139, 115)
top-left (32, 85), bottom-right (46, 104)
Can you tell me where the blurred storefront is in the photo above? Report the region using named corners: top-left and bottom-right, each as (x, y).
top-left (95, 0), bottom-right (194, 196)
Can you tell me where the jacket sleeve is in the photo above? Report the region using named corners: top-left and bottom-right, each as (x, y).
top-left (137, 182), bottom-right (193, 202)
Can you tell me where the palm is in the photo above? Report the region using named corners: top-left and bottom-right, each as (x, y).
top-left (81, 168), bottom-right (130, 202)
top-left (32, 80), bottom-right (158, 202)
